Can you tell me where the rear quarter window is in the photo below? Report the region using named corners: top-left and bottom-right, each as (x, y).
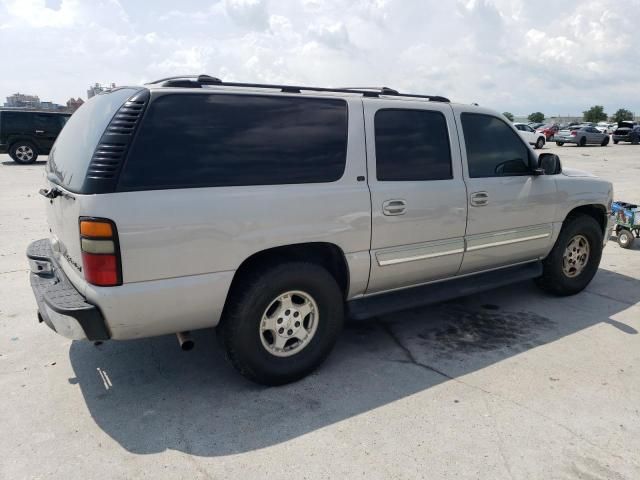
top-left (119, 93), bottom-right (348, 190)
top-left (46, 88), bottom-right (140, 192)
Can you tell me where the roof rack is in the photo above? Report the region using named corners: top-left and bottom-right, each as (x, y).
top-left (144, 75), bottom-right (450, 102)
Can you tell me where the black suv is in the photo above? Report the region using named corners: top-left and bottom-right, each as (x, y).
top-left (612, 121), bottom-right (640, 144)
top-left (0, 110), bottom-right (71, 163)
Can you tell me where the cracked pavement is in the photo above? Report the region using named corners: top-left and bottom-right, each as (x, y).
top-left (1, 145), bottom-right (639, 479)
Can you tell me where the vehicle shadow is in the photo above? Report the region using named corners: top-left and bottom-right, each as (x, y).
top-left (1, 160), bottom-right (47, 166)
top-left (68, 267), bottom-right (639, 457)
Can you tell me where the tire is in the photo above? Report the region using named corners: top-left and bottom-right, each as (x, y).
top-left (613, 139), bottom-right (619, 144)
top-left (578, 137), bottom-right (587, 147)
top-left (535, 137), bottom-right (545, 149)
top-left (601, 136), bottom-right (609, 146)
top-left (617, 229), bottom-right (635, 249)
top-left (556, 142), bottom-right (564, 146)
top-left (219, 261), bottom-right (344, 385)
top-left (9, 141), bottom-right (38, 164)
top-left (535, 214), bottom-right (603, 296)
top-left (631, 135), bottom-right (639, 145)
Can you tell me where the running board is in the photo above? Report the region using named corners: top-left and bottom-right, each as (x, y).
top-left (347, 261), bottom-right (543, 320)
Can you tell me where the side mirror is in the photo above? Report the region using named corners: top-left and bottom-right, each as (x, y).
top-left (537, 153), bottom-right (562, 175)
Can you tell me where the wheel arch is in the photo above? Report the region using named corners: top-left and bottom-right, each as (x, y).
top-left (9, 137), bottom-right (39, 151)
top-left (565, 204), bottom-right (608, 237)
top-left (226, 242), bottom-right (351, 303)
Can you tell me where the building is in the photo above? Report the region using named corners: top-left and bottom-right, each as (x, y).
top-left (87, 82), bottom-right (116, 99)
top-left (66, 97), bottom-right (84, 112)
top-left (4, 93), bottom-right (41, 109)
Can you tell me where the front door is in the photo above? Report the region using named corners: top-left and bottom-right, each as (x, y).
top-left (34, 114), bottom-right (64, 153)
top-left (365, 100), bottom-right (468, 293)
top-left (455, 109), bottom-right (559, 274)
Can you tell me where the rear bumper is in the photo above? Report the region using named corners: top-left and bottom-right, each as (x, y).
top-left (554, 136), bottom-right (577, 144)
top-left (27, 239), bottom-right (110, 341)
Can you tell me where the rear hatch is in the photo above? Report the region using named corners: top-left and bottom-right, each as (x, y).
top-left (43, 87), bottom-right (141, 289)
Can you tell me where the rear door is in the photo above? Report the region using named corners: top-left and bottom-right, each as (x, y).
top-left (455, 107), bottom-right (558, 274)
top-left (365, 100), bottom-right (467, 293)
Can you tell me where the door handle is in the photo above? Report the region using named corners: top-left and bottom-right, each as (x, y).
top-left (470, 191), bottom-right (489, 207)
top-left (382, 199), bottom-right (407, 216)
top-left (35, 130), bottom-right (44, 134)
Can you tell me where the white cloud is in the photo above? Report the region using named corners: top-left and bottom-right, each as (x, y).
top-left (0, 0), bottom-right (639, 116)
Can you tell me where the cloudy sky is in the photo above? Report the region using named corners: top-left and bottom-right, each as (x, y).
top-left (1, 0), bottom-right (639, 116)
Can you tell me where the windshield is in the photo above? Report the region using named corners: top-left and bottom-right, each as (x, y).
top-left (46, 88), bottom-right (139, 192)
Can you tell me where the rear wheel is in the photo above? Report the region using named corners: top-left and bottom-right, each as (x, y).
top-left (556, 142), bottom-right (564, 146)
top-left (601, 136), bottom-right (609, 146)
top-left (535, 214), bottom-right (603, 296)
top-left (219, 262), bottom-right (344, 385)
top-left (578, 137), bottom-right (587, 147)
top-left (617, 229), bottom-right (635, 249)
top-left (535, 137), bottom-right (545, 149)
top-left (613, 139), bottom-right (619, 144)
top-left (9, 142), bottom-right (38, 164)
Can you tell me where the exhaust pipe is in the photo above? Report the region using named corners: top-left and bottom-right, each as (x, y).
top-left (176, 331), bottom-right (194, 351)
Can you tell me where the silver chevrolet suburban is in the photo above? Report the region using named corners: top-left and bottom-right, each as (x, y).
top-left (27, 75), bottom-right (614, 385)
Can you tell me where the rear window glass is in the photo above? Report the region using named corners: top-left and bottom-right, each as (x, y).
top-left (47, 88), bottom-right (138, 192)
top-left (119, 93), bottom-right (348, 190)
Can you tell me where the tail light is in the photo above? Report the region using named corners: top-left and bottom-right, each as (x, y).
top-left (570, 131), bottom-right (577, 136)
top-left (79, 218), bottom-right (122, 286)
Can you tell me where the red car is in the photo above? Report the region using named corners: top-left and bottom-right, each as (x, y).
top-left (536, 124), bottom-right (560, 140)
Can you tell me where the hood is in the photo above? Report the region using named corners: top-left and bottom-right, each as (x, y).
top-left (561, 167), bottom-right (596, 178)
top-left (618, 121), bottom-right (634, 128)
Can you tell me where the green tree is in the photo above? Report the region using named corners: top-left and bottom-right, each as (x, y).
top-left (502, 112), bottom-right (514, 122)
top-left (583, 105), bottom-right (607, 123)
top-left (527, 112), bottom-right (545, 123)
top-left (611, 108), bottom-right (633, 123)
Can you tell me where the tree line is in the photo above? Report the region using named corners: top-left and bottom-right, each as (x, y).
top-left (502, 107), bottom-right (634, 124)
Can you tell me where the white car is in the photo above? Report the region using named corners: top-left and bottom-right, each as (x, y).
top-left (514, 122), bottom-right (546, 149)
top-left (595, 123), bottom-right (614, 134)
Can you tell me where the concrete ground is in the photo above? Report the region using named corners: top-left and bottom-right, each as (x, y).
top-left (1, 142), bottom-right (639, 480)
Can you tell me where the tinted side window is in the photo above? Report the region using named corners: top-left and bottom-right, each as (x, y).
top-left (120, 94), bottom-right (348, 190)
top-left (461, 113), bottom-right (530, 178)
top-left (36, 114), bottom-right (63, 132)
top-left (375, 109), bottom-right (452, 181)
top-left (2, 112), bottom-right (30, 131)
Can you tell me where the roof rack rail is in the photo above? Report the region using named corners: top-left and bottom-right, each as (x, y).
top-left (144, 75), bottom-right (450, 102)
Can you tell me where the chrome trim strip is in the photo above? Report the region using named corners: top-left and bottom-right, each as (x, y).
top-left (466, 233), bottom-right (550, 252)
top-left (378, 248), bottom-right (464, 266)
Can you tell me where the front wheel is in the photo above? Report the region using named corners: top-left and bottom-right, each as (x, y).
top-left (9, 142), bottom-right (39, 164)
top-left (613, 139), bottom-right (619, 144)
top-left (535, 137), bottom-right (545, 149)
top-left (535, 214), bottom-right (603, 296)
top-left (617, 229), bottom-right (635, 249)
top-left (219, 262), bottom-right (344, 385)
top-left (556, 141), bottom-right (564, 146)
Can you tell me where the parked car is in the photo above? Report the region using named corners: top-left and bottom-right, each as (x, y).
top-left (536, 123), bottom-right (560, 141)
top-left (528, 122), bottom-right (545, 130)
top-left (27, 76), bottom-right (614, 385)
top-left (612, 121), bottom-right (640, 144)
top-left (514, 122), bottom-right (546, 149)
top-left (0, 110), bottom-right (71, 163)
top-left (595, 122), bottom-right (615, 134)
top-left (555, 126), bottom-right (610, 146)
